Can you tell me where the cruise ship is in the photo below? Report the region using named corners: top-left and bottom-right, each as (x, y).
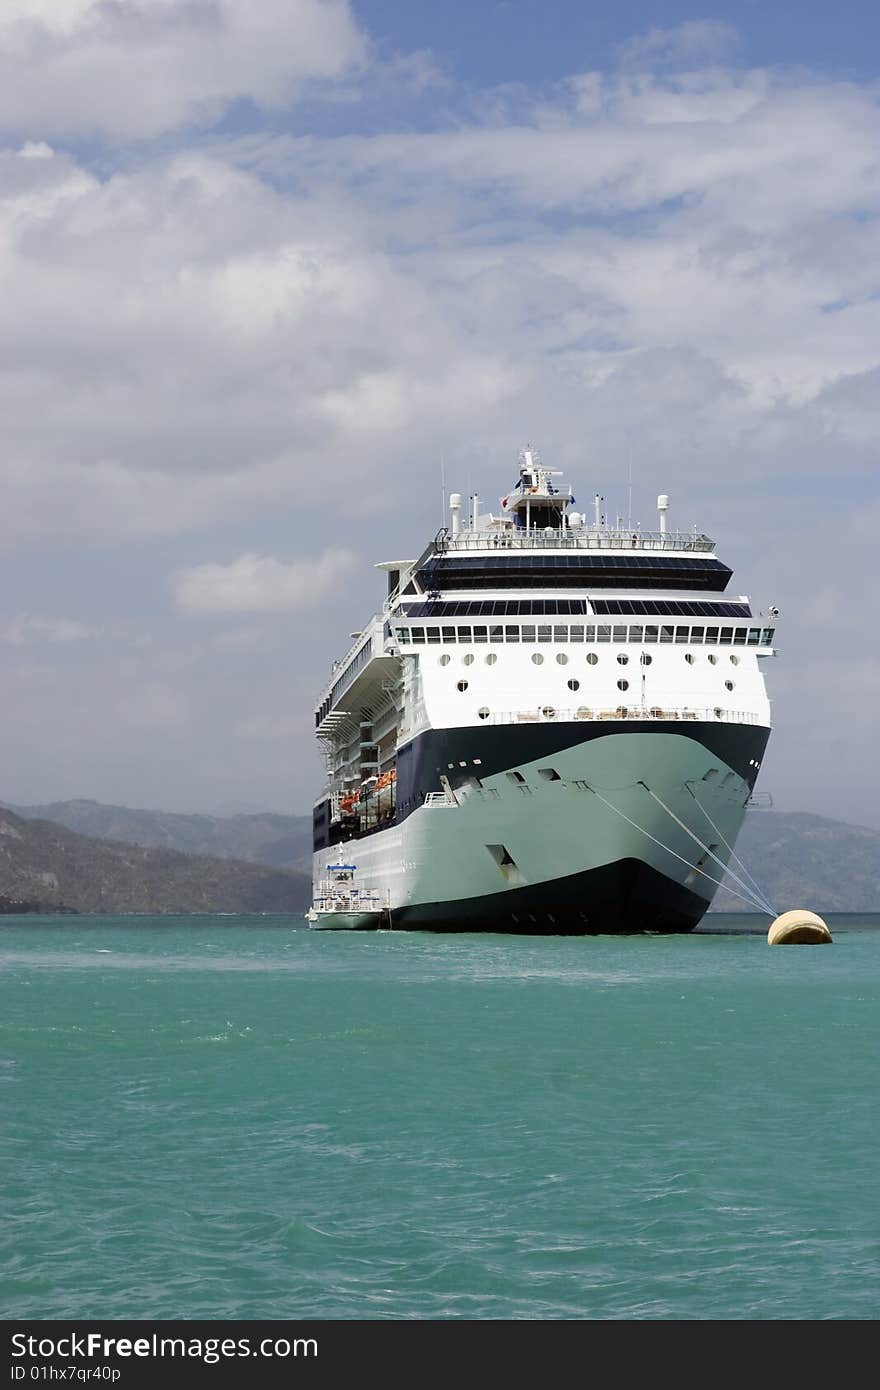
top-left (312, 449), bottom-right (776, 932)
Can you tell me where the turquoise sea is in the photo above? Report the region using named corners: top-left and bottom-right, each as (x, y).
top-left (2, 914), bottom-right (878, 1322)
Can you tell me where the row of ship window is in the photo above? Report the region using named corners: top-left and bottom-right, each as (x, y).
top-left (439, 651), bottom-right (743, 667)
top-left (397, 623), bottom-right (774, 646)
top-left (453, 677), bottom-right (738, 692)
top-left (316, 625), bottom-right (761, 726)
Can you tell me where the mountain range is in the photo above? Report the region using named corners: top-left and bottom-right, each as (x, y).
top-left (0, 806), bottom-right (310, 915)
top-left (709, 809), bottom-right (880, 912)
top-left (2, 797), bottom-right (878, 915)
top-left (3, 798), bottom-right (312, 871)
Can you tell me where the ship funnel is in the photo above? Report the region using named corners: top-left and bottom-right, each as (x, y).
top-left (449, 492), bottom-right (462, 538)
top-left (657, 493), bottom-right (669, 535)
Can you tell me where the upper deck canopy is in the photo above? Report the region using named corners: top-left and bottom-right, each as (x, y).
top-left (417, 552), bottom-right (732, 593)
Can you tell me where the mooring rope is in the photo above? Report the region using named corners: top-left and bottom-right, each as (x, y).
top-left (685, 783), bottom-right (777, 914)
top-left (638, 782), bottom-right (776, 916)
top-left (583, 783), bottom-right (772, 913)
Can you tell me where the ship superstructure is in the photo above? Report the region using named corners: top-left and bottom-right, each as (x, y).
top-left (312, 449), bottom-right (776, 932)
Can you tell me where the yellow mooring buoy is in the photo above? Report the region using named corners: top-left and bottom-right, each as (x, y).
top-left (767, 910), bottom-right (832, 945)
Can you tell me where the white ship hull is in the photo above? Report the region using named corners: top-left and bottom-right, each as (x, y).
top-left (313, 719), bottom-right (769, 933)
top-left (306, 908), bottom-right (388, 931)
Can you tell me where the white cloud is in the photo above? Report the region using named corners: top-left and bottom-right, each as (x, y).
top-left (1, 30), bottom-right (879, 824)
top-left (1, 61), bottom-right (878, 549)
top-left (618, 21), bottom-right (740, 67)
top-left (173, 547), bottom-right (358, 614)
top-left (0, 141), bottom-right (535, 544)
top-left (0, 0), bottom-right (368, 141)
top-left (0, 615), bottom-right (100, 644)
top-left (277, 73), bottom-right (877, 228)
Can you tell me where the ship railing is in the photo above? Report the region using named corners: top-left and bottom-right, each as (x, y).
top-left (745, 791), bottom-right (774, 808)
top-left (314, 886), bottom-right (391, 909)
top-left (315, 615), bottom-right (389, 717)
top-left (423, 791), bottom-right (458, 807)
top-left (480, 705), bottom-right (761, 726)
top-left (434, 527), bottom-right (715, 554)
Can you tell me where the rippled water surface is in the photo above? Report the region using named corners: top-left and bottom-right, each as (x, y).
top-left (2, 914), bottom-right (879, 1320)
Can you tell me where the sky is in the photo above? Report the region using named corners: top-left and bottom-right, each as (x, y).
top-left (0, 0), bottom-right (878, 827)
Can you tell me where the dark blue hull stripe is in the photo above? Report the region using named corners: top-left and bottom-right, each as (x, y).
top-left (396, 719), bottom-right (769, 818)
top-left (392, 858), bottom-right (710, 935)
top-left (315, 719), bottom-right (770, 851)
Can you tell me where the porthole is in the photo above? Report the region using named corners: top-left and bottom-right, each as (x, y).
top-left (708, 654), bottom-right (718, 665)
top-left (617, 679), bottom-right (629, 691)
top-left (617, 654), bottom-right (629, 665)
top-left (725, 680), bottom-right (735, 691)
top-left (685, 653), bottom-right (695, 665)
top-left (586, 653), bottom-right (599, 666)
top-left (485, 653), bottom-right (497, 666)
top-left (556, 653), bottom-right (568, 665)
top-left (640, 653), bottom-right (652, 666)
top-left (730, 655), bottom-right (739, 666)
top-left (532, 653), bottom-right (544, 665)
top-left (477, 707), bottom-right (490, 720)
top-left (438, 653), bottom-right (451, 666)
top-left (457, 680), bottom-right (469, 692)
top-left (463, 653), bottom-right (474, 666)
top-left (567, 678), bottom-right (580, 692)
